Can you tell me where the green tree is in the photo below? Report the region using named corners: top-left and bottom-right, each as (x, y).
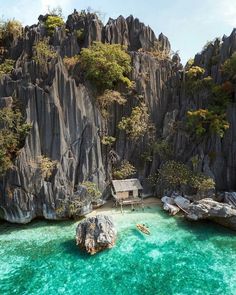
top-left (97, 90), bottom-right (127, 118)
top-left (190, 173), bottom-right (215, 196)
top-left (33, 38), bottom-right (57, 66)
top-left (157, 161), bottom-right (191, 192)
top-left (113, 160), bottom-right (136, 180)
top-left (44, 15), bottom-right (64, 35)
top-left (79, 42), bottom-right (132, 91)
top-left (118, 103), bottom-right (150, 140)
top-left (0, 18), bottom-right (22, 40)
top-left (0, 59), bottom-right (14, 77)
top-left (0, 107), bottom-right (31, 175)
top-left (156, 160), bottom-right (215, 194)
top-left (187, 109), bottom-right (229, 138)
top-left (222, 52), bottom-right (236, 80)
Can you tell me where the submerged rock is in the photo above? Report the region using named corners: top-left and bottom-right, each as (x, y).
top-left (186, 198), bottom-right (236, 230)
top-left (76, 215), bottom-right (117, 255)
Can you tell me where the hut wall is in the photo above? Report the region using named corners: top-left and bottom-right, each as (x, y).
top-left (133, 190), bottom-right (139, 197)
top-left (117, 191), bottom-right (129, 200)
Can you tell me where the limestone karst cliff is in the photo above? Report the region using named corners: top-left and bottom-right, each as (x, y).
top-left (0, 10), bottom-right (235, 223)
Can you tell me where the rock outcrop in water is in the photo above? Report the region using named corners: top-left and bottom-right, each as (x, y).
top-left (0, 10), bottom-right (236, 223)
top-left (76, 215), bottom-right (116, 255)
top-left (186, 198), bottom-right (236, 230)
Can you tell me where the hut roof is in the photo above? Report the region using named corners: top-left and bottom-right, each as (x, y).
top-left (112, 179), bottom-right (143, 193)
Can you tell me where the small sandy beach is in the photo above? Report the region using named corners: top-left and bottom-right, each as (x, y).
top-left (88, 197), bottom-right (162, 217)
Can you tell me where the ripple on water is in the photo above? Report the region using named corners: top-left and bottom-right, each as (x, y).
top-left (0, 206), bottom-right (236, 295)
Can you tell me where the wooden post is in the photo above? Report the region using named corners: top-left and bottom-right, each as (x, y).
top-left (120, 202), bottom-right (123, 214)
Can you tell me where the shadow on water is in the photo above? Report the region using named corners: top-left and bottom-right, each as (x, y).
top-left (61, 239), bottom-right (113, 260)
top-left (61, 239), bottom-right (90, 259)
top-left (0, 218), bottom-right (77, 235)
top-left (130, 228), bottom-right (146, 240)
top-left (173, 214), bottom-right (236, 239)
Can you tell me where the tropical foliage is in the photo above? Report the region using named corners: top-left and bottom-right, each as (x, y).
top-left (0, 18), bottom-right (22, 40)
top-left (0, 107), bottom-right (31, 175)
top-left (79, 42), bottom-right (132, 91)
top-left (101, 136), bottom-right (116, 146)
top-left (97, 90), bottom-right (127, 118)
top-left (222, 52), bottom-right (236, 80)
top-left (38, 156), bottom-right (58, 180)
top-left (33, 38), bottom-right (57, 66)
top-left (44, 15), bottom-right (64, 35)
top-left (118, 103), bottom-right (149, 140)
top-left (63, 55), bottom-right (79, 69)
top-left (0, 59), bottom-right (14, 77)
top-left (156, 160), bottom-right (215, 194)
top-left (113, 160), bottom-right (136, 180)
top-left (187, 109), bottom-right (229, 138)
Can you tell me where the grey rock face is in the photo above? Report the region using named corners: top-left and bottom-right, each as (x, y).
top-left (161, 194), bottom-right (190, 215)
top-left (0, 58), bottom-right (106, 223)
top-left (161, 196), bottom-right (180, 215)
top-left (187, 198), bottom-right (236, 230)
top-left (224, 192), bottom-right (236, 207)
top-left (1, 11), bottom-right (236, 224)
top-left (76, 215), bottom-right (117, 255)
top-left (174, 196), bottom-right (190, 211)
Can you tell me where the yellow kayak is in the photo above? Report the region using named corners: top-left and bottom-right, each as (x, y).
top-left (136, 224), bottom-right (150, 235)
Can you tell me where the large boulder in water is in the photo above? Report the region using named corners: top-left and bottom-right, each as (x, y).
top-left (76, 215), bottom-right (117, 255)
top-left (186, 198), bottom-right (236, 230)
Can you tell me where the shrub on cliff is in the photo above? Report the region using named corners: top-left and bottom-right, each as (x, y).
top-left (63, 55), bottom-right (80, 69)
top-left (101, 136), bottom-right (116, 146)
top-left (76, 29), bottom-right (85, 42)
top-left (190, 173), bottom-right (215, 196)
top-left (97, 90), bottom-right (127, 118)
top-left (186, 66), bottom-right (205, 80)
top-left (38, 156), bottom-right (58, 180)
top-left (56, 181), bottom-right (101, 217)
top-left (222, 52), bottom-right (236, 80)
top-left (33, 38), bottom-right (57, 66)
top-left (156, 160), bottom-right (215, 194)
top-left (0, 59), bottom-right (14, 77)
top-left (118, 102), bottom-right (150, 140)
top-left (113, 160), bottom-right (136, 180)
top-left (79, 42), bottom-right (132, 91)
top-left (0, 107), bottom-right (31, 175)
top-left (0, 18), bottom-right (22, 40)
top-left (81, 181), bottom-right (102, 200)
top-left (186, 109), bottom-right (229, 138)
top-left (44, 15), bottom-right (64, 35)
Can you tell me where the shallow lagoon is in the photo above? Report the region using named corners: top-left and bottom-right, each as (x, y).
top-left (1, 205), bottom-right (236, 295)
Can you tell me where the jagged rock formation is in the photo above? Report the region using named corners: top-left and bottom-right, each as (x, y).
top-left (0, 10), bottom-right (236, 223)
top-left (186, 198), bottom-right (236, 230)
top-left (76, 215), bottom-right (116, 255)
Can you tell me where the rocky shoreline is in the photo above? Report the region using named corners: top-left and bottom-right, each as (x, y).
top-left (161, 192), bottom-right (236, 230)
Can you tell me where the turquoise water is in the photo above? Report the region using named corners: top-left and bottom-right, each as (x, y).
top-left (1, 205), bottom-right (236, 295)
